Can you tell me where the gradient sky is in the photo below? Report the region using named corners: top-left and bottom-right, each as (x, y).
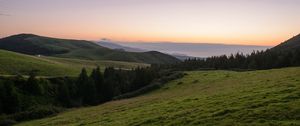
top-left (0, 0), bottom-right (299, 46)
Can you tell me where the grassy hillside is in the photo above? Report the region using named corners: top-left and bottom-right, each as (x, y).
top-left (17, 67), bottom-right (300, 126)
top-left (0, 49), bottom-right (149, 76)
top-left (0, 34), bottom-right (180, 64)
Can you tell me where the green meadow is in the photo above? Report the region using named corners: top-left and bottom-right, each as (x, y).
top-left (0, 49), bottom-right (149, 77)
top-left (17, 67), bottom-right (300, 126)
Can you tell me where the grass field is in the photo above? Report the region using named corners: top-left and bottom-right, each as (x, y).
top-left (0, 50), bottom-right (149, 76)
top-left (17, 67), bottom-right (300, 126)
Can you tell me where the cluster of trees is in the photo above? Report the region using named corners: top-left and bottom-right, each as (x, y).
top-left (174, 49), bottom-right (300, 70)
top-left (0, 66), bottom-right (162, 123)
top-left (0, 72), bottom-right (45, 116)
top-left (0, 81), bottom-right (20, 114)
top-left (60, 67), bottom-right (158, 107)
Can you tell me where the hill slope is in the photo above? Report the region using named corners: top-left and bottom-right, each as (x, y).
top-left (271, 34), bottom-right (300, 51)
top-left (0, 49), bottom-right (148, 76)
top-left (0, 34), bottom-right (180, 64)
top-left (18, 67), bottom-right (300, 126)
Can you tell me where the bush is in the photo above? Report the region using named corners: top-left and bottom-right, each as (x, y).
top-left (159, 72), bottom-right (185, 83)
top-left (10, 105), bottom-right (63, 122)
top-left (114, 71), bottom-right (185, 100)
top-left (0, 119), bottom-right (17, 126)
top-left (114, 82), bottom-right (162, 100)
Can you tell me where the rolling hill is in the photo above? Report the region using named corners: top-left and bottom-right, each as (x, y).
top-left (0, 34), bottom-right (180, 64)
top-left (17, 67), bottom-right (300, 126)
top-left (0, 49), bottom-right (149, 76)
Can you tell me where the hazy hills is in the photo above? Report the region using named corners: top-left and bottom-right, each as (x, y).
top-left (116, 42), bottom-right (271, 57)
top-left (97, 40), bottom-right (196, 60)
top-left (97, 39), bottom-right (271, 59)
top-left (0, 34), bottom-right (180, 64)
top-left (97, 40), bottom-right (145, 52)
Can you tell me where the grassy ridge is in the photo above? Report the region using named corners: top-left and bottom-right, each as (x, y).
top-left (17, 67), bottom-right (300, 126)
top-left (0, 50), bottom-right (149, 76)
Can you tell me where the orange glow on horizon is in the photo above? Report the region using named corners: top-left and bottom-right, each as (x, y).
top-left (25, 31), bottom-right (294, 46)
top-left (1, 31), bottom-right (294, 46)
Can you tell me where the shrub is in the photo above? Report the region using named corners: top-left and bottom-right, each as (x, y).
top-left (10, 105), bottom-right (63, 122)
top-left (113, 82), bottom-right (161, 100)
top-left (0, 119), bottom-right (17, 126)
top-left (114, 71), bottom-right (185, 100)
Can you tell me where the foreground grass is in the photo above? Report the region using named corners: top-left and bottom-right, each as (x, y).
top-left (17, 67), bottom-right (300, 126)
top-left (0, 50), bottom-right (149, 76)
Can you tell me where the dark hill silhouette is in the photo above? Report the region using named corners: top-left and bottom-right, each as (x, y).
top-left (271, 34), bottom-right (300, 51)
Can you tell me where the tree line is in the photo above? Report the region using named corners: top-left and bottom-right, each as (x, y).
top-left (0, 66), bottom-right (176, 124)
top-left (173, 49), bottom-right (300, 70)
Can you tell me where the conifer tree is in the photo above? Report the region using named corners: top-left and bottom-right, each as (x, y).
top-left (90, 67), bottom-right (104, 103)
top-left (2, 81), bottom-right (20, 114)
top-left (0, 82), bottom-right (4, 114)
top-left (103, 67), bottom-right (115, 101)
top-left (77, 68), bottom-right (97, 105)
top-left (26, 70), bottom-right (43, 95)
top-left (57, 83), bottom-right (71, 107)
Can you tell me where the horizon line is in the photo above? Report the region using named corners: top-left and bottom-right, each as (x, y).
top-left (1, 33), bottom-right (286, 47)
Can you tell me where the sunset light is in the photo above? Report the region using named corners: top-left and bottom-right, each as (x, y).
top-left (1, 0), bottom-right (299, 46)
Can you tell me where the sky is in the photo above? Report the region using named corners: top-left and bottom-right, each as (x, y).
top-left (0, 0), bottom-right (299, 46)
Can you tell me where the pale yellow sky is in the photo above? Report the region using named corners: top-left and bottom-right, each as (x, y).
top-left (0, 0), bottom-right (299, 46)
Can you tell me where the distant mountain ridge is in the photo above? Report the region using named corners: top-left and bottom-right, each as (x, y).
top-left (96, 40), bottom-right (196, 60)
top-left (0, 34), bottom-right (180, 64)
top-left (116, 42), bottom-right (271, 57)
top-left (97, 40), bottom-right (146, 52)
